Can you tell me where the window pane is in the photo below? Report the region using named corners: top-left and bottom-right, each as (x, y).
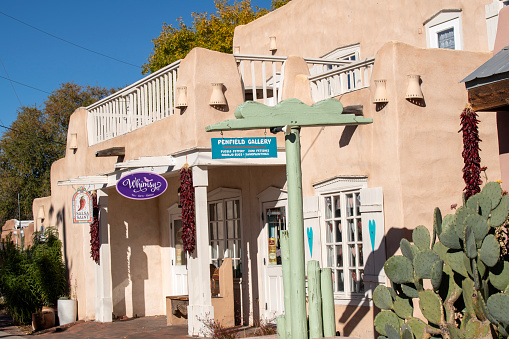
top-left (358, 244), bottom-right (364, 266)
top-left (326, 221), bottom-right (333, 243)
top-left (235, 220), bottom-right (241, 238)
top-left (327, 245), bottom-right (334, 267)
top-left (235, 240), bottom-right (241, 258)
top-left (227, 240), bottom-right (234, 258)
top-left (357, 219), bottom-right (362, 241)
top-left (347, 194), bottom-right (354, 217)
top-left (211, 241), bottom-right (218, 259)
top-left (350, 269), bottom-right (357, 293)
top-left (227, 220), bottom-right (234, 239)
top-left (334, 196), bottom-right (341, 218)
top-left (226, 200), bottom-right (233, 219)
top-left (359, 269), bottom-right (365, 293)
top-left (355, 193), bottom-right (361, 216)
top-left (438, 28), bottom-right (455, 49)
top-left (336, 270), bottom-right (344, 292)
top-left (349, 244), bottom-right (356, 267)
top-left (217, 202), bottom-right (223, 220)
top-left (335, 220), bottom-right (342, 243)
top-left (209, 204), bottom-right (216, 221)
top-left (218, 221), bottom-right (224, 240)
top-left (336, 245), bottom-right (343, 267)
top-left (348, 219), bottom-right (355, 241)
top-left (325, 197), bottom-right (332, 219)
top-left (234, 200), bottom-right (240, 218)
top-left (218, 240), bottom-right (225, 259)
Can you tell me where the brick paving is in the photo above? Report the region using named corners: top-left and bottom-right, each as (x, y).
top-left (0, 314), bottom-right (192, 339)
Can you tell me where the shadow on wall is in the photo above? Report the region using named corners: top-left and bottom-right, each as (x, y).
top-left (338, 227), bottom-right (411, 337)
top-left (110, 197), bottom-right (154, 319)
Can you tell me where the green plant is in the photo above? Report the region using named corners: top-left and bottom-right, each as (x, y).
top-left (199, 316), bottom-right (238, 339)
top-left (373, 182), bottom-right (509, 339)
top-left (0, 227), bottom-right (66, 324)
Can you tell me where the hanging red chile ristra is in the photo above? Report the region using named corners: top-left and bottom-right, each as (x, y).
top-left (460, 103), bottom-right (482, 200)
top-left (90, 191), bottom-right (100, 263)
top-left (179, 164), bottom-right (196, 254)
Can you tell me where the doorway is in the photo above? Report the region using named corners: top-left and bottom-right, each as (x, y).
top-left (170, 215), bottom-right (188, 295)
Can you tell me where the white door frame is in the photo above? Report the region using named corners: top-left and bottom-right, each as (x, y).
top-left (168, 204), bottom-right (188, 296)
top-left (257, 186), bottom-right (288, 321)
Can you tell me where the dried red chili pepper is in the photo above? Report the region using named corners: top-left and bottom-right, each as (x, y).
top-left (90, 192), bottom-right (100, 263)
top-left (459, 104), bottom-right (482, 200)
top-left (179, 164), bottom-right (196, 254)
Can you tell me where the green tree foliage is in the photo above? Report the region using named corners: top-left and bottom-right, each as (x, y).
top-left (0, 228), bottom-right (66, 324)
top-left (0, 83), bottom-right (113, 226)
top-left (142, 0), bottom-right (291, 74)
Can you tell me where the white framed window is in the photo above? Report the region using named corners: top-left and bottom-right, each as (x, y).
top-left (208, 188), bottom-right (242, 278)
top-left (425, 9), bottom-right (463, 50)
top-left (324, 191), bottom-right (364, 294)
top-left (314, 176), bottom-right (386, 305)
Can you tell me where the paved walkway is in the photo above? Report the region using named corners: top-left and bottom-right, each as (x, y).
top-left (0, 314), bottom-right (191, 339)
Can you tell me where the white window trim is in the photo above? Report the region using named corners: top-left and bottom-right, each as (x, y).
top-left (314, 176), bottom-right (370, 305)
top-left (424, 9), bottom-right (463, 50)
top-left (208, 187), bottom-right (243, 277)
top-left (320, 43), bottom-right (361, 61)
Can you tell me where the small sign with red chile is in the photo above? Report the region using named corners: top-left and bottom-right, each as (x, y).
top-left (73, 187), bottom-right (93, 223)
top-left (116, 172), bottom-right (168, 200)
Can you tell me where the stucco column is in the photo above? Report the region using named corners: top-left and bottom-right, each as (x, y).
top-left (95, 190), bottom-right (113, 322)
top-left (187, 166), bottom-right (213, 336)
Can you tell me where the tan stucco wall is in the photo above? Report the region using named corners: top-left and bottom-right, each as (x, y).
top-left (234, 0), bottom-right (492, 58)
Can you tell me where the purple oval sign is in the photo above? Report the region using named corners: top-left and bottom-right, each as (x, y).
top-left (116, 172), bottom-right (168, 200)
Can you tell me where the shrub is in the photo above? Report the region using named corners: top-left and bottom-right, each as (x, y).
top-left (0, 227), bottom-right (66, 324)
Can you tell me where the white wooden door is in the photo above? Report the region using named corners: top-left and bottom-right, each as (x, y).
top-left (171, 217), bottom-right (188, 295)
top-left (262, 201), bottom-right (287, 319)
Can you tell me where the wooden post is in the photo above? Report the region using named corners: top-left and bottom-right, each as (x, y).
top-left (277, 315), bottom-right (286, 339)
top-left (280, 230), bottom-right (292, 339)
top-left (321, 268), bottom-right (336, 337)
top-left (308, 260), bottom-right (323, 339)
top-left (285, 127), bottom-right (308, 339)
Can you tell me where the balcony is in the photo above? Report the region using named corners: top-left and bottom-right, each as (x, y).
top-left (86, 53), bottom-right (375, 146)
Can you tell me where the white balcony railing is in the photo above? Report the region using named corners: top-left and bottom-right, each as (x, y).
top-left (86, 54), bottom-right (365, 145)
top-left (309, 57), bottom-right (375, 102)
top-left (235, 54), bottom-right (354, 106)
top-left (87, 60), bottom-right (180, 145)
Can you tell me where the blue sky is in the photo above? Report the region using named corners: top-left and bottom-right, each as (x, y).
top-left (0, 0), bottom-right (273, 128)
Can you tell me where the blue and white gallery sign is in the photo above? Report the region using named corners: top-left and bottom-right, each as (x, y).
top-left (212, 137), bottom-right (277, 159)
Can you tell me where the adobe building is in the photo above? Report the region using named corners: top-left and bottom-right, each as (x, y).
top-left (1, 219), bottom-right (35, 249)
top-left (32, 0), bottom-right (507, 337)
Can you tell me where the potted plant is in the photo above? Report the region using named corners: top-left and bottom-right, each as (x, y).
top-left (57, 276), bottom-right (77, 326)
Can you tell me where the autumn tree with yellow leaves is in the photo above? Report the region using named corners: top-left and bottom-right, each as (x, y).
top-left (142, 0), bottom-right (290, 74)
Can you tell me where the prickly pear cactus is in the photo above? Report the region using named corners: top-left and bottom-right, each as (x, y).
top-left (373, 182), bottom-right (509, 339)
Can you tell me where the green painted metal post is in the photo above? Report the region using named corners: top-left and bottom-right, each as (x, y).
top-left (277, 315), bottom-right (286, 339)
top-left (321, 268), bottom-right (336, 337)
top-left (285, 127), bottom-right (308, 339)
top-left (307, 260), bottom-right (323, 339)
top-left (280, 230), bottom-right (292, 339)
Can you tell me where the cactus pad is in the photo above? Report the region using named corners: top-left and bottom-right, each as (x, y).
top-left (433, 207), bottom-right (442, 245)
top-left (373, 285), bottom-right (394, 310)
top-left (374, 311), bottom-right (401, 336)
top-left (482, 181), bottom-right (502, 209)
top-left (400, 238), bottom-right (415, 262)
top-left (407, 317), bottom-right (426, 339)
top-left (385, 324), bottom-right (400, 339)
top-left (462, 278), bottom-right (475, 318)
top-left (439, 214), bottom-right (462, 250)
top-left (445, 251), bottom-right (469, 278)
top-left (487, 293), bottom-right (509, 326)
top-left (430, 260), bottom-right (443, 290)
top-left (418, 290), bottom-right (443, 325)
top-left (489, 195), bottom-right (509, 228)
top-left (385, 256), bottom-right (414, 284)
top-left (489, 261), bottom-right (509, 291)
top-left (414, 249), bottom-right (440, 279)
top-left (413, 225), bottom-right (431, 251)
top-left (401, 283), bottom-right (419, 299)
top-left (432, 242), bottom-right (448, 261)
top-left (479, 234), bottom-right (500, 267)
top-left (455, 206), bottom-right (476, 238)
top-left (463, 225), bottom-right (477, 259)
top-left (393, 296), bottom-right (413, 319)
top-left (465, 213), bottom-right (489, 248)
